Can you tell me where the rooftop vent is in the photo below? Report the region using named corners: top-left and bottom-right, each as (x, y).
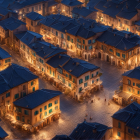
top-left (137, 126), bottom-right (139, 129)
top-left (76, 62), bottom-right (79, 66)
top-left (93, 129), bottom-right (97, 133)
top-left (59, 55), bottom-right (61, 59)
top-left (65, 30), bottom-right (67, 33)
top-left (41, 46), bottom-right (44, 49)
top-left (114, 34), bottom-right (116, 36)
top-left (69, 69), bottom-right (72, 72)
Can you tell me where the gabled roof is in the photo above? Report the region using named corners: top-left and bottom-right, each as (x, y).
top-left (0, 47), bottom-right (11, 60)
top-left (41, 14), bottom-right (107, 38)
top-left (0, 6), bottom-right (10, 16)
top-left (117, 0), bottom-right (139, 20)
top-left (95, 0), bottom-right (139, 20)
top-left (0, 64), bottom-right (38, 95)
top-left (72, 7), bottom-right (96, 17)
top-left (67, 25), bottom-right (96, 39)
top-left (112, 102), bottom-right (140, 132)
top-left (13, 89), bottom-right (62, 109)
top-left (52, 135), bottom-right (73, 140)
top-left (20, 31), bottom-right (42, 45)
top-left (61, 0), bottom-right (83, 6)
top-left (47, 54), bottom-right (70, 68)
top-left (0, 127), bottom-right (8, 139)
top-left (87, 0), bottom-right (101, 9)
top-left (123, 66), bottom-right (140, 80)
top-left (0, 17), bottom-right (26, 30)
top-left (69, 121), bottom-right (111, 140)
top-left (28, 41), bottom-right (66, 59)
top-left (96, 29), bottom-right (139, 51)
top-left (8, 0), bottom-right (45, 11)
top-left (48, 0), bottom-right (58, 7)
top-left (47, 54), bottom-right (99, 78)
top-left (135, 20), bottom-right (140, 26)
top-left (0, 0), bottom-right (15, 8)
top-left (26, 12), bottom-right (44, 21)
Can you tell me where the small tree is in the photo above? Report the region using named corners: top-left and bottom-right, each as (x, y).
top-left (119, 86), bottom-right (123, 90)
top-left (98, 73), bottom-right (102, 77)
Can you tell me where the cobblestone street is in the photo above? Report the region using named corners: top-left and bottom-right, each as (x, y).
top-left (1, 45), bottom-right (124, 139)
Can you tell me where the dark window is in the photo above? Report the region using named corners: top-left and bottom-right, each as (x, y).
top-left (6, 92), bottom-right (10, 98)
top-left (128, 129), bottom-right (132, 134)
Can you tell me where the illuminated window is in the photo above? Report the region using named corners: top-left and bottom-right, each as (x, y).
top-left (128, 80), bottom-right (131, 85)
top-left (44, 112), bottom-right (47, 116)
top-left (55, 106), bottom-right (58, 110)
top-left (84, 83), bottom-right (87, 87)
top-left (117, 131), bottom-right (121, 137)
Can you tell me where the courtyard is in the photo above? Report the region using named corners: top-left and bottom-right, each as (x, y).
top-left (0, 45), bottom-right (124, 139)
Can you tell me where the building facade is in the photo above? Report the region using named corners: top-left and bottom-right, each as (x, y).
top-left (46, 53), bottom-right (102, 100)
top-left (0, 47), bottom-right (11, 71)
top-left (13, 89), bottom-right (61, 131)
top-left (96, 29), bottom-right (140, 70)
top-left (0, 64), bottom-right (39, 117)
top-left (112, 102), bottom-right (140, 140)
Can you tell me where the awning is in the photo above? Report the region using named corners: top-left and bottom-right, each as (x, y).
top-left (23, 124), bottom-right (33, 130)
top-left (33, 120), bottom-right (44, 128)
top-left (113, 91), bottom-right (132, 100)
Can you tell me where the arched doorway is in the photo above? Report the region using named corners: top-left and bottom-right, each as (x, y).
top-left (85, 54), bottom-right (87, 59)
top-left (88, 54), bottom-right (90, 60)
top-left (107, 55), bottom-right (109, 62)
top-left (98, 52), bottom-right (101, 58)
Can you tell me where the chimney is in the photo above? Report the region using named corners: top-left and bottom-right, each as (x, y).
top-left (93, 129), bottom-right (97, 133)
top-left (125, 34), bottom-right (128, 38)
top-left (65, 30), bottom-right (67, 33)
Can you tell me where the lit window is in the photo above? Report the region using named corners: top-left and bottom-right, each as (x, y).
top-left (117, 131), bottom-right (121, 137)
top-left (44, 112), bottom-right (47, 116)
top-left (84, 83), bottom-right (87, 87)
